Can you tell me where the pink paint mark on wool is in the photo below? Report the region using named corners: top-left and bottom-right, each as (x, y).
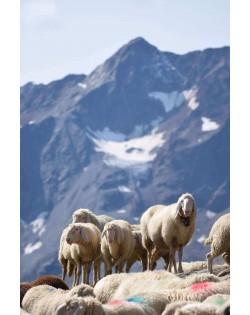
top-left (190, 282), bottom-right (211, 292)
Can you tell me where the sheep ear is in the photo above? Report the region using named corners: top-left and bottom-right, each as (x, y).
top-left (81, 227), bottom-right (89, 243)
top-left (115, 228), bottom-right (121, 244)
top-left (175, 200), bottom-right (182, 218)
top-left (192, 199), bottom-right (197, 216)
top-left (101, 230), bottom-right (107, 239)
top-left (86, 214), bottom-right (91, 223)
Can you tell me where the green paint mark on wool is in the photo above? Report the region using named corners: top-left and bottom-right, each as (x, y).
top-left (210, 297), bottom-right (227, 306)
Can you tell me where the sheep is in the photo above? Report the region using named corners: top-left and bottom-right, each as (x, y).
top-left (162, 294), bottom-right (230, 315)
top-left (22, 283), bottom-right (95, 315)
top-left (94, 270), bottom-right (222, 303)
top-left (125, 230), bottom-right (147, 272)
top-left (204, 212), bottom-right (230, 273)
top-left (64, 222), bottom-right (102, 286)
top-left (141, 193), bottom-right (197, 273)
top-left (72, 208), bottom-right (114, 231)
top-left (101, 220), bottom-right (135, 275)
top-left (20, 275), bottom-right (69, 307)
top-left (58, 226), bottom-right (78, 286)
top-left (77, 295), bottom-right (163, 315)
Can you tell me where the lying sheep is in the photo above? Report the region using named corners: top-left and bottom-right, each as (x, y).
top-left (141, 193), bottom-right (197, 273)
top-left (20, 275), bottom-right (69, 306)
top-left (126, 230), bottom-right (147, 272)
top-left (78, 295), bottom-right (163, 315)
top-left (162, 294), bottom-right (230, 315)
top-left (94, 270), bottom-right (221, 303)
top-left (22, 283), bottom-right (94, 315)
top-left (204, 212), bottom-right (230, 273)
top-left (72, 208), bottom-right (114, 231)
top-left (65, 223), bottom-right (102, 286)
top-left (101, 220), bottom-right (135, 274)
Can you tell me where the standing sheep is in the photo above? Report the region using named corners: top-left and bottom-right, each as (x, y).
top-left (141, 193), bottom-right (197, 273)
top-left (204, 213), bottom-right (230, 274)
top-left (101, 220), bottom-right (135, 275)
top-left (65, 222), bottom-right (102, 286)
top-left (72, 208), bottom-right (114, 231)
top-left (58, 226), bottom-right (78, 286)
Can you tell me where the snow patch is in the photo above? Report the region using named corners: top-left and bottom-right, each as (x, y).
top-left (201, 117), bottom-right (220, 132)
top-left (149, 91), bottom-right (185, 113)
top-left (30, 212), bottom-right (48, 236)
top-left (24, 242), bottom-right (43, 255)
top-left (88, 128), bottom-right (165, 168)
top-left (78, 83), bottom-right (87, 89)
top-left (206, 210), bottom-right (217, 219)
top-left (133, 217), bottom-right (140, 221)
top-left (117, 209), bottom-right (127, 214)
top-left (118, 186), bottom-right (131, 193)
top-left (183, 87), bottom-right (199, 110)
top-left (197, 235), bottom-right (207, 244)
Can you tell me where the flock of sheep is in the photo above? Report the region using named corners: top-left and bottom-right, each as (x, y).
top-left (20, 192), bottom-right (230, 314)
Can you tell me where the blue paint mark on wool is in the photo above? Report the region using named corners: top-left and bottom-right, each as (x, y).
top-left (126, 296), bottom-right (146, 304)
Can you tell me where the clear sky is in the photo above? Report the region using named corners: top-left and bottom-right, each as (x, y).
top-left (21, 0), bottom-right (229, 86)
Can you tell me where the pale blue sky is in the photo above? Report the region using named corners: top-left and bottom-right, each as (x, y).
top-left (20, 0), bottom-right (229, 85)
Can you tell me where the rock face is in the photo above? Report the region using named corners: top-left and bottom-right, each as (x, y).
top-left (20, 37), bottom-right (230, 281)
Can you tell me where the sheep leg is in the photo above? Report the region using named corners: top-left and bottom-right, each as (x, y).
top-left (141, 257), bottom-right (148, 272)
top-left (93, 258), bottom-right (102, 285)
top-left (178, 245), bottom-right (184, 273)
top-left (114, 256), bottom-right (127, 273)
top-left (83, 262), bottom-right (91, 284)
top-left (103, 255), bottom-right (112, 275)
top-left (60, 258), bottom-right (67, 280)
top-left (206, 252), bottom-right (214, 273)
top-left (150, 247), bottom-right (160, 270)
top-left (169, 247), bottom-right (177, 273)
top-left (162, 253), bottom-right (170, 271)
top-left (74, 262), bottom-right (81, 286)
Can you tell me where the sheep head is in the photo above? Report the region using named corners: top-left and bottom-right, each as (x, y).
top-left (102, 223), bottom-right (121, 244)
top-left (72, 208), bottom-right (92, 223)
top-left (175, 193), bottom-right (197, 220)
top-left (55, 297), bottom-right (86, 315)
top-left (66, 223), bottom-right (90, 245)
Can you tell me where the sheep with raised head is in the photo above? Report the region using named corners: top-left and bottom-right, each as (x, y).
top-left (64, 222), bottom-right (102, 286)
top-left (204, 212), bottom-right (230, 273)
top-left (20, 275), bottom-right (69, 307)
top-left (72, 208), bottom-right (114, 231)
top-left (101, 220), bottom-right (135, 275)
top-left (125, 230), bottom-right (147, 272)
top-left (141, 193), bottom-right (197, 273)
top-left (94, 270), bottom-right (221, 303)
top-left (22, 283), bottom-right (95, 315)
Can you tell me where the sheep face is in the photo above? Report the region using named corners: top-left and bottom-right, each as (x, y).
top-left (66, 225), bottom-right (81, 245)
top-left (176, 193), bottom-right (196, 219)
top-left (103, 224), bottom-right (120, 244)
top-left (72, 209), bottom-right (91, 224)
top-left (55, 298), bottom-right (85, 315)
